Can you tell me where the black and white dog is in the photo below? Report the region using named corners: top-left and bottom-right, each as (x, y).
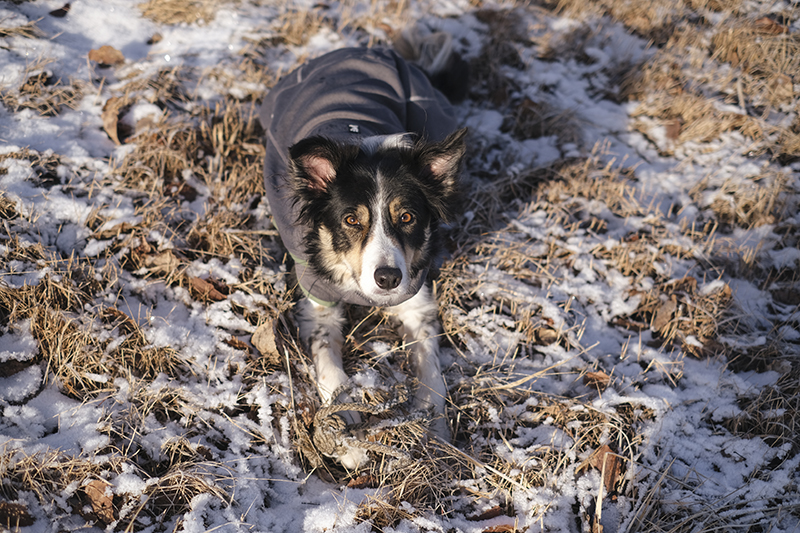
top-left (260, 44), bottom-right (466, 468)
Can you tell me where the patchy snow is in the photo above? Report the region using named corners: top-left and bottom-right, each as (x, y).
top-left (1, 0), bottom-right (799, 532)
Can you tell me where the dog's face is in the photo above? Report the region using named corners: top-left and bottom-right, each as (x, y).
top-left (288, 129), bottom-right (466, 306)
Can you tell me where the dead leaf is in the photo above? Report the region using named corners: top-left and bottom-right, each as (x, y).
top-left (143, 250), bottom-right (181, 277)
top-left (189, 276), bottom-right (226, 301)
top-left (670, 276), bottom-right (697, 293)
top-left (534, 327), bottom-right (559, 345)
top-left (224, 336), bottom-right (250, 353)
top-left (665, 118), bottom-right (682, 141)
top-left (88, 45), bottom-right (125, 67)
top-left (652, 295), bottom-right (677, 333)
top-left (0, 501), bottom-right (35, 527)
top-left (468, 505), bottom-right (505, 521)
top-left (583, 370), bottom-right (610, 391)
top-left (93, 221), bottom-right (136, 240)
top-left (206, 277), bottom-right (230, 296)
top-left (102, 97), bottom-right (125, 145)
top-left (99, 307), bottom-right (138, 334)
top-left (84, 479), bottom-right (115, 524)
top-left (584, 444), bottom-right (621, 495)
top-left (296, 401), bottom-right (315, 427)
top-left (483, 525), bottom-right (523, 533)
top-left (610, 317), bottom-right (648, 331)
top-left (49, 3), bottom-right (71, 17)
top-left (753, 16), bottom-right (788, 35)
top-left (347, 474), bottom-right (379, 489)
top-left (252, 320), bottom-right (279, 358)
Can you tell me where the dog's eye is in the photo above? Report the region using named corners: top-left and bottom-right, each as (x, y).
top-left (344, 215), bottom-right (360, 227)
top-left (399, 212), bottom-right (414, 224)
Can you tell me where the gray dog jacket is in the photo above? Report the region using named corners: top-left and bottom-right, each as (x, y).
top-left (259, 47), bottom-right (458, 307)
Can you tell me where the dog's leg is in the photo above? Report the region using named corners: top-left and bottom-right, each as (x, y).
top-left (295, 298), bottom-right (349, 405)
top-left (388, 285), bottom-right (450, 441)
top-left (295, 298), bottom-right (368, 469)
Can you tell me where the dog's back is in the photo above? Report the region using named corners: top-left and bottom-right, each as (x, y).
top-left (260, 47), bottom-right (457, 180)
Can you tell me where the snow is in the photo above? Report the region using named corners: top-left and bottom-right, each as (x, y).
top-left (1, 0), bottom-right (799, 532)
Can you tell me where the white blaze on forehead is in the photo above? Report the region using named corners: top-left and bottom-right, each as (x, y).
top-left (360, 133), bottom-right (414, 155)
top-left (358, 175), bottom-right (409, 298)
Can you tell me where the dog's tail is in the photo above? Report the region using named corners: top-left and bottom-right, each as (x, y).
top-left (394, 25), bottom-right (470, 103)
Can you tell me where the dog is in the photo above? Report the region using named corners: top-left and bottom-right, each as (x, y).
top-left (259, 43), bottom-right (467, 469)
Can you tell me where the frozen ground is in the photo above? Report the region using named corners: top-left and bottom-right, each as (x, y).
top-left (1, 1), bottom-right (799, 532)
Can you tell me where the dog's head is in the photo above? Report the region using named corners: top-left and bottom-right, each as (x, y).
top-left (288, 128), bottom-right (467, 306)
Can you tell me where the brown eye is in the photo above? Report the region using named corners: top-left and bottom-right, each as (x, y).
top-left (344, 215), bottom-right (360, 227)
top-left (400, 212), bottom-right (414, 224)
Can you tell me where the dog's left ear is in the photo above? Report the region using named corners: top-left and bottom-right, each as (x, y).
top-left (414, 128), bottom-right (467, 221)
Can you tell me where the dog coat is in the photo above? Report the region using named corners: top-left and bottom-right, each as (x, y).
top-left (259, 47), bottom-right (458, 307)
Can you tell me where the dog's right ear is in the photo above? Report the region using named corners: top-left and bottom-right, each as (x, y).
top-left (289, 137), bottom-right (356, 193)
top-left (411, 128), bottom-right (467, 222)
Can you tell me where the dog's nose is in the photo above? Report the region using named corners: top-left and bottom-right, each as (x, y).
top-left (374, 267), bottom-right (402, 290)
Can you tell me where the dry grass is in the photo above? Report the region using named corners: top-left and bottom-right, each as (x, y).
top-left (354, 445), bottom-right (457, 529)
top-left (0, 438), bottom-right (228, 530)
top-left (723, 366), bottom-right (800, 452)
top-left (620, 276), bottom-right (732, 357)
top-left (108, 119), bottom-right (198, 194)
top-left (628, 464), bottom-right (796, 533)
top-left (0, 19), bottom-right (44, 39)
top-left (692, 169), bottom-right (792, 230)
top-left (503, 97), bottom-right (583, 146)
top-left (711, 16), bottom-right (800, 108)
top-left (0, 261), bottom-right (188, 398)
top-left (138, 0), bottom-right (220, 25)
top-left (0, 447), bottom-right (124, 502)
top-left (0, 194), bottom-right (20, 221)
top-left (267, 8), bottom-right (330, 48)
top-left (611, 3), bottom-right (800, 160)
top-left (554, 0), bottom-right (743, 44)
top-left (620, 28), bottom-right (764, 153)
top-left (468, 9), bottom-right (529, 106)
top-left (0, 65), bottom-right (82, 117)
top-left (99, 81), bottom-right (270, 279)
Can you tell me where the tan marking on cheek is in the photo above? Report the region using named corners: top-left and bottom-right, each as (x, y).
top-left (317, 226), bottom-right (351, 283)
top-left (318, 222), bottom-right (368, 283)
top-left (342, 246), bottom-right (364, 279)
top-left (341, 205), bottom-right (370, 279)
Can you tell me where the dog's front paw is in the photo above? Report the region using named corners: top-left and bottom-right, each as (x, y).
top-left (337, 445), bottom-right (370, 470)
top-left (313, 413), bottom-right (370, 470)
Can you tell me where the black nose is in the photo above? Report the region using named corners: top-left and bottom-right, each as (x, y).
top-left (374, 267), bottom-right (402, 290)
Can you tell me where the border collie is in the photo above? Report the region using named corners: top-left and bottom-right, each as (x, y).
top-left (260, 43), bottom-right (467, 469)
